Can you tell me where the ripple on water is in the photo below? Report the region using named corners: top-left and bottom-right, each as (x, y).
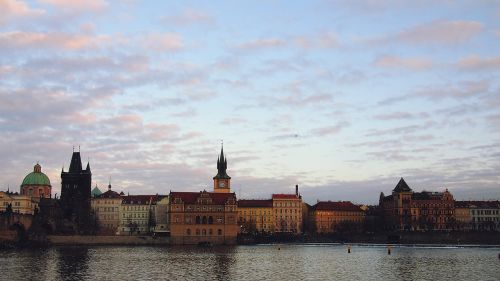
top-left (1, 245), bottom-right (499, 281)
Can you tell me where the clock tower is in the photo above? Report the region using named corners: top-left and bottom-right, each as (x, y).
top-left (213, 145), bottom-right (231, 193)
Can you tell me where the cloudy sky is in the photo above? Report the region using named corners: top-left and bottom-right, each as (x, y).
top-left (1, 0), bottom-right (499, 204)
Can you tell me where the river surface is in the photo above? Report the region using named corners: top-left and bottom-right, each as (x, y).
top-left (1, 244), bottom-right (499, 281)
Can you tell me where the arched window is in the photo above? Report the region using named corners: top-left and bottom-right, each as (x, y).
top-left (202, 229), bottom-right (206, 236)
top-left (208, 216), bottom-right (213, 224)
top-left (202, 216), bottom-right (207, 224)
top-left (186, 229), bottom-right (191, 235)
top-left (196, 216), bottom-right (201, 224)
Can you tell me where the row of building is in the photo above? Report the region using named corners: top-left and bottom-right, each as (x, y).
top-left (1, 149), bottom-right (499, 245)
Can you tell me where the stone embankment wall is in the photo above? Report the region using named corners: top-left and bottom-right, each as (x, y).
top-left (46, 235), bottom-right (170, 245)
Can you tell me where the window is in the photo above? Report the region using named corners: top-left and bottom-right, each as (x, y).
top-left (202, 229), bottom-right (206, 236)
top-left (218, 229), bottom-right (222, 236)
top-left (208, 216), bottom-right (213, 224)
top-left (209, 229), bottom-right (213, 235)
top-left (186, 229), bottom-right (191, 235)
top-left (196, 229), bottom-right (200, 235)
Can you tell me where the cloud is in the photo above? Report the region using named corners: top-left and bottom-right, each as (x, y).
top-left (39, 0), bottom-right (108, 12)
top-left (0, 31), bottom-right (111, 51)
top-left (293, 32), bottom-right (340, 49)
top-left (414, 80), bottom-right (490, 100)
top-left (0, 0), bottom-right (44, 25)
top-left (457, 55), bottom-right (500, 70)
top-left (234, 38), bottom-right (286, 51)
top-left (374, 112), bottom-right (429, 120)
top-left (375, 20), bottom-right (483, 45)
top-left (374, 55), bottom-right (433, 70)
top-left (311, 122), bottom-right (349, 137)
top-left (160, 8), bottom-right (214, 26)
top-left (142, 32), bottom-right (184, 51)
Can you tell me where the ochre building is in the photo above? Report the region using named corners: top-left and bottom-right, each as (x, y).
top-left (272, 185), bottom-right (303, 233)
top-left (309, 201), bottom-right (365, 233)
top-left (237, 199), bottom-right (274, 233)
top-left (169, 146), bottom-right (238, 245)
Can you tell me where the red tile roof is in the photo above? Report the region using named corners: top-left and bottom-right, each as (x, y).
top-left (272, 194), bottom-right (299, 199)
top-left (170, 191), bottom-right (236, 205)
top-left (238, 199), bottom-right (273, 208)
top-left (313, 201), bottom-right (363, 212)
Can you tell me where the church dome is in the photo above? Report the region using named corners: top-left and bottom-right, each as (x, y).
top-left (21, 163), bottom-right (51, 186)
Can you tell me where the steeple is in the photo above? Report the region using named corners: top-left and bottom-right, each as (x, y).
top-left (69, 151), bottom-right (83, 172)
top-left (214, 144), bottom-right (230, 180)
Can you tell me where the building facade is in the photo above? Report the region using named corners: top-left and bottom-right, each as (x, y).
top-left (91, 183), bottom-right (122, 234)
top-left (0, 191), bottom-right (37, 215)
top-left (380, 178), bottom-right (455, 231)
top-left (237, 199), bottom-right (274, 233)
top-left (154, 195), bottom-right (170, 235)
top-left (272, 185), bottom-right (303, 233)
top-left (20, 163), bottom-right (52, 199)
top-left (309, 201), bottom-right (365, 233)
top-left (468, 201), bottom-right (500, 231)
top-left (118, 195), bottom-right (159, 235)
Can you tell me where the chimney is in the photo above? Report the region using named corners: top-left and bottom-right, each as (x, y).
top-left (295, 184), bottom-right (298, 196)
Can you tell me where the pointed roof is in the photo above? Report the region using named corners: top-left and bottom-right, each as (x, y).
top-left (213, 144), bottom-right (231, 180)
top-left (393, 178), bottom-right (412, 193)
top-left (91, 186), bottom-right (102, 197)
top-left (68, 152), bottom-right (83, 172)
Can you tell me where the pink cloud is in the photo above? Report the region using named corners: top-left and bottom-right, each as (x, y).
top-left (377, 20), bottom-right (483, 45)
top-left (161, 8), bottom-right (214, 26)
top-left (374, 55), bottom-right (433, 70)
top-left (293, 32), bottom-right (340, 49)
top-left (0, 31), bottom-right (111, 50)
top-left (143, 32), bottom-right (184, 51)
top-left (39, 0), bottom-right (108, 11)
top-left (457, 55), bottom-right (500, 70)
top-left (0, 0), bottom-right (44, 24)
top-left (234, 38), bottom-right (286, 50)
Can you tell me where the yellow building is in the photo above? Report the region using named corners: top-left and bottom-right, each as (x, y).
top-left (237, 199), bottom-right (274, 233)
top-left (118, 195), bottom-right (159, 235)
top-left (454, 201), bottom-right (472, 231)
top-left (272, 186), bottom-right (303, 233)
top-left (0, 191), bottom-right (37, 215)
top-left (91, 184), bottom-right (123, 234)
top-left (309, 201), bottom-right (365, 233)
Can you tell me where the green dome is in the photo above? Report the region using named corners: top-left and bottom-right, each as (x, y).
top-left (21, 164), bottom-right (51, 186)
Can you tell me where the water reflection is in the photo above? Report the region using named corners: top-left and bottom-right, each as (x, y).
top-left (56, 247), bottom-right (89, 281)
top-left (1, 245), bottom-right (499, 281)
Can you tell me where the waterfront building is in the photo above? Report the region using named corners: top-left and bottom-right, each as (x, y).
top-left (60, 151), bottom-right (92, 233)
top-left (237, 199), bottom-right (274, 233)
top-left (20, 163), bottom-right (52, 199)
top-left (454, 201), bottom-right (473, 231)
top-left (118, 195), bottom-right (160, 235)
top-left (308, 201), bottom-right (365, 233)
top-left (467, 201), bottom-right (500, 231)
top-left (379, 178), bottom-right (455, 231)
top-left (0, 191), bottom-right (36, 215)
top-left (91, 182), bottom-right (122, 234)
top-left (272, 185), bottom-right (303, 233)
top-left (169, 147), bottom-right (238, 244)
top-left (154, 195), bottom-right (170, 235)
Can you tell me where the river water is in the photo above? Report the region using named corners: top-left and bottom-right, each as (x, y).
top-left (1, 244), bottom-right (499, 281)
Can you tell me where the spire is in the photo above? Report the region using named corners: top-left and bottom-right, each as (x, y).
top-left (213, 143), bottom-right (230, 180)
top-left (86, 162), bottom-right (91, 171)
top-left (68, 151), bottom-right (83, 172)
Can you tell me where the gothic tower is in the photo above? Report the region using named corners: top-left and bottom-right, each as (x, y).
top-left (213, 145), bottom-right (231, 193)
top-left (60, 150), bottom-right (92, 233)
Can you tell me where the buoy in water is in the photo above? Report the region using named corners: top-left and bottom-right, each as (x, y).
top-left (347, 245), bottom-right (351, 253)
top-left (388, 246), bottom-right (392, 255)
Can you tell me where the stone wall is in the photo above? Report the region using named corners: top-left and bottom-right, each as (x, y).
top-left (46, 235), bottom-right (169, 245)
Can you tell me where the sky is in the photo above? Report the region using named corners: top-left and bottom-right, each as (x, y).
top-left (1, 0), bottom-right (499, 204)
